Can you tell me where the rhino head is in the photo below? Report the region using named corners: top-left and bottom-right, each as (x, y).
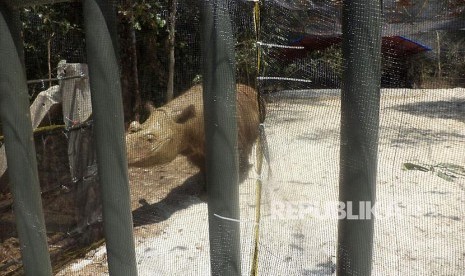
top-left (126, 103), bottom-right (197, 167)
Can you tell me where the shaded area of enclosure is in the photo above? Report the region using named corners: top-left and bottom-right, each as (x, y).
top-left (393, 98), bottom-right (465, 123)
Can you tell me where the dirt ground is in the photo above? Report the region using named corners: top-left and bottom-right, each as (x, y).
top-left (54, 156), bottom-right (205, 275)
top-left (55, 88), bottom-right (465, 275)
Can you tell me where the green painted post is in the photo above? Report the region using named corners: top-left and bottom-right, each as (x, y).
top-left (201, 1), bottom-right (242, 275)
top-left (0, 3), bottom-right (52, 276)
top-left (82, 0), bottom-right (138, 275)
top-left (337, 1), bottom-right (382, 275)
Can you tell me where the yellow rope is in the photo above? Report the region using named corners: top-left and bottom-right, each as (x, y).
top-left (251, 1), bottom-right (263, 275)
top-left (0, 124), bottom-right (66, 142)
top-left (254, 2), bottom-right (261, 73)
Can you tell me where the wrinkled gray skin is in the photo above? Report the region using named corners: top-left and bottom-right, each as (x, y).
top-left (126, 84), bottom-right (263, 180)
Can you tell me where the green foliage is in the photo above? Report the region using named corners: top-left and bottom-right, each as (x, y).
top-left (117, 0), bottom-right (204, 105)
top-left (21, 1), bottom-right (173, 106)
top-left (408, 31), bottom-right (465, 88)
top-left (306, 45), bottom-right (343, 77)
top-left (407, 53), bottom-right (436, 87)
top-left (118, 0), bottom-right (170, 105)
top-left (21, 2), bottom-right (85, 96)
top-left (118, 1), bottom-right (166, 31)
top-left (236, 37), bottom-right (257, 86)
top-left (437, 31), bottom-right (465, 86)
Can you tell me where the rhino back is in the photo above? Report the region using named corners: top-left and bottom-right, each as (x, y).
top-left (181, 84), bottom-right (261, 173)
top-left (159, 84), bottom-right (261, 176)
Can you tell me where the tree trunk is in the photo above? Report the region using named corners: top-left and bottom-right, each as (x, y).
top-left (47, 33), bottom-right (55, 89)
top-left (166, 0), bottom-right (177, 102)
top-left (129, 21), bottom-right (141, 122)
top-left (119, 0), bottom-right (142, 123)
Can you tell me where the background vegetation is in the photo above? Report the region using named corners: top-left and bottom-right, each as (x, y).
top-left (19, 0), bottom-right (465, 122)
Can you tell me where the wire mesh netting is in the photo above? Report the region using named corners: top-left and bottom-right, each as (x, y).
top-left (0, 0), bottom-right (464, 275)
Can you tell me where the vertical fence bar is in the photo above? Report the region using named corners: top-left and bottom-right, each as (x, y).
top-left (0, 3), bottom-right (53, 276)
top-left (201, 1), bottom-right (242, 275)
top-left (82, 0), bottom-right (138, 275)
top-left (337, 1), bottom-right (382, 275)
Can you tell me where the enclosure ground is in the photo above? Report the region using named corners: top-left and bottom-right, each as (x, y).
top-left (57, 88), bottom-right (465, 275)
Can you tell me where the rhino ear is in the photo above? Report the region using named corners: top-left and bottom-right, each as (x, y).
top-left (145, 101), bottom-right (156, 114)
top-left (175, 104), bottom-right (196, 124)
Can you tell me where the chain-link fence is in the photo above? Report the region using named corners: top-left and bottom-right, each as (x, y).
top-left (0, 0), bottom-right (464, 275)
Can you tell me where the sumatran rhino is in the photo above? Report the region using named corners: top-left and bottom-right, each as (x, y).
top-left (126, 84), bottom-right (263, 180)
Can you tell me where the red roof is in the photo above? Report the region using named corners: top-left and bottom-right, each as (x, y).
top-left (382, 36), bottom-right (432, 56)
top-left (280, 35), bottom-right (431, 60)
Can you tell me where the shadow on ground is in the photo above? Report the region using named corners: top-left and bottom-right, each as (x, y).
top-left (386, 126), bottom-right (465, 145)
top-left (392, 99), bottom-right (465, 123)
top-left (302, 259), bottom-right (336, 275)
top-left (132, 173), bottom-right (205, 227)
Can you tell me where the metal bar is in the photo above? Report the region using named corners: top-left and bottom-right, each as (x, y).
top-left (0, 3), bottom-right (52, 276)
top-left (201, 1), bottom-right (242, 275)
top-left (337, 1), bottom-right (382, 275)
top-left (82, 0), bottom-right (138, 275)
top-left (27, 74), bottom-right (86, 85)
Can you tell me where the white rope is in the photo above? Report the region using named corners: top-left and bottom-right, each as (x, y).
top-left (257, 76), bottom-right (313, 83)
top-left (213, 213), bottom-right (258, 225)
top-left (256, 41), bottom-right (305, 49)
